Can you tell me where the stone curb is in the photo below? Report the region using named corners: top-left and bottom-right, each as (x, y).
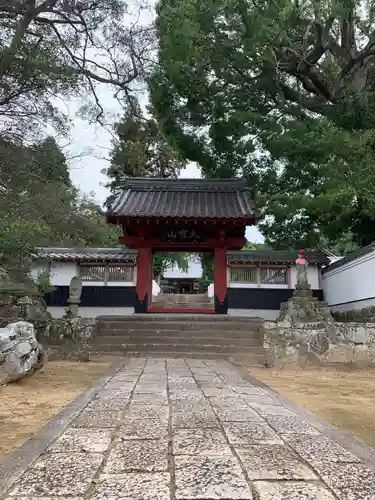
top-left (0, 357), bottom-right (128, 497)
top-left (230, 361), bottom-right (375, 468)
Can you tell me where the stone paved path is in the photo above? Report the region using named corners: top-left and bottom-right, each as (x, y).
top-left (2, 358), bottom-right (375, 499)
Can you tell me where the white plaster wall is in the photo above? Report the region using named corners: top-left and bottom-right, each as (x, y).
top-left (227, 264), bottom-right (320, 289)
top-left (290, 265), bottom-right (320, 289)
top-left (31, 261), bottom-right (137, 286)
top-left (322, 249), bottom-right (375, 308)
top-left (49, 262), bottom-right (77, 285)
top-left (47, 306), bottom-right (135, 318)
top-left (227, 309), bottom-right (279, 320)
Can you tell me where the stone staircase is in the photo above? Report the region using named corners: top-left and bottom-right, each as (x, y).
top-left (92, 314), bottom-right (265, 362)
top-left (151, 293), bottom-right (213, 310)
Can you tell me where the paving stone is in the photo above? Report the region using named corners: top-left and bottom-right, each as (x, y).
top-left (8, 453), bottom-right (102, 496)
top-left (284, 434), bottom-right (361, 466)
top-left (102, 382), bottom-right (135, 391)
top-left (172, 399), bottom-right (212, 413)
top-left (169, 392), bottom-right (204, 402)
top-left (167, 373), bottom-right (192, 380)
top-left (209, 396), bottom-right (247, 408)
top-left (241, 393), bottom-right (280, 406)
top-left (214, 405), bottom-right (265, 422)
top-left (238, 444), bottom-right (317, 480)
top-left (46, 428), bottom-right (113, 453)
top-left (222, 421), bottom-right (283, 445)
top-left (172, 407), bottom-right (218, 428)
top-left (95, 389), bottom-right (132, 399)
top-left (71, 410), bottom-right (123, 428)
top-left (194, 375), bottom-right (223, 385)
top-left (201, 387), bottom-right (235, 398)
top-left (249, 403), bottom-right (296, 418)
top-left (4, 497), bottom-right (84, 500)
top-left (86, 398), bottom-right (130, 411)
top-left (265, 415), bottom-right (321, 435)
top-left (174, 455), bottom-right (253, 499)
top-left (216, 375), bottom-right (248, 385)
top-left (169, 382), bottom-right (200, 392)
top-left (253, 482), bottom-right (337, 499)
top-left (314, 461), bottom-right (375, 500)
top-left (173, 428), bottom-right (231, 455)
top-left (134, 386), bottom-right (167, 395)
top-left (91, 472), bottom-right (170, 500)
top-left (230, 385), bottom-right (265, 395)
top-left (168, 376), bottom-right (196, 384)
top-left (125, 404), bottom-right (169, 420)
top-left (131, 394), bottom-right (168, 405)
top-left (119, 417), bottom-right (169, 439)
top-left (104, 439), bottom-right (168, 473)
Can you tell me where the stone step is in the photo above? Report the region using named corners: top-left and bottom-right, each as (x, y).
top-left (96, 314), bottom-right (263, 323)
top-left (93, 335), bottom-right (263, 347)
top-left (93, 343), bottom-right (265, 355)
top-left (91, 351), bottom-right (264, 362)
top-left (97, 321), bottom-right (264, 332)
top-left (96, 327), bottom-right (263, 338)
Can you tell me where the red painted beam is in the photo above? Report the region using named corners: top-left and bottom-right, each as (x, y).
top-left (119, 236), bottom-right (246, 250)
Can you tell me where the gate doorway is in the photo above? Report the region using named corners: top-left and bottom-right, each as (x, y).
top-left (151, 251), bottom-right (214, 313)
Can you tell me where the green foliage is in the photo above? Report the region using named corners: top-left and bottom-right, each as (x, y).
top-left (34, 267), bottom-right (56, 294)
top-left (153, 252), bottom-right (191, 280)
top-left (0, 0), bottom-right (154, 136)
top-left (198, 253), bottom-right (214, 293)
top-left (151, 0), bottom-right (375, 250)
top-left (242, 241), bottom-right (271, 250)
top-left (0, 136), bottom-right (121, 281)
top-left (104, 99), bottom-right (185, 198)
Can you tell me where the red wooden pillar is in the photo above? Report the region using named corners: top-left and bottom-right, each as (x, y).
top-left (214, 246), bottom-right (228, 314)
top-left (135, 247), bottom-right (152, 313)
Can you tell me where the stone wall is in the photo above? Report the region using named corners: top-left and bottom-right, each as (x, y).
top-left (41, 316), bottom-right (97, 361)
top-left (264, 321), bottom-right (375, 368)
top-left (333, 306), bottom-right (375, 323)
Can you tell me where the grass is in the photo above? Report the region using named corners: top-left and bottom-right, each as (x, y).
top-left (248, 364), bottom-right (375, 448)
top-left (0, 359), bottom-right (113, 462)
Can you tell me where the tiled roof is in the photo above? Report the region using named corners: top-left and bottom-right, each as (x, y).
top-left (35, 247), bottom-right (138, 263)
top-left (227, 250), bottom-right (330, 265)
top-left (106, 178), bottom-right (258, 220)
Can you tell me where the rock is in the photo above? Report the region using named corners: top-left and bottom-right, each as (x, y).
top-left (0, 321), bottom-right (46, 384)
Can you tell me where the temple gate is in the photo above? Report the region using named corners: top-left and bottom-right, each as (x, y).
top-left (106, 178), bottom-right (258, 313)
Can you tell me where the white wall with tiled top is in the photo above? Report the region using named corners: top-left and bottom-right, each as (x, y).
top-left (227, 264), bottom-right (321, 289)
top-left (322, 248), bottom-right (375, 312)
top-left (30, 261), bottom-right (136, 287)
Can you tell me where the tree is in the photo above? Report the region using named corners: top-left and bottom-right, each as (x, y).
top-left (0, 0), bottom-right (154, 136)
top-left (151, 0), bottom-right (375, 249)
top-left (0, 135), bottom-right (120, 281)
top-left (105, 99), bottom-right (184, 192)
top-left (153, 252), bottom-right (190, 283)
top-left (242, 241), bottom-right (271, 250)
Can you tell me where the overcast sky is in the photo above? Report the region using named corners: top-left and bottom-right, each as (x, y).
top-left (63, 1), bottom-right (264, 244)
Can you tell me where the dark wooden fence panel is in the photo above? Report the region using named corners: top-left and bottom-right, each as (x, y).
top-left (227, 288), bottom-right (323, 310)
top-left (44, 286), bottom-right (136, 307)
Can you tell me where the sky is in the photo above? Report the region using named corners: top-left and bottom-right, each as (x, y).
top-left (63, 2), bottom-right (264, 244)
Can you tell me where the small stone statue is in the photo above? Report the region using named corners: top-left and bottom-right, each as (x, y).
top-left (296, 249), bottom-right (309, 287)
top-left (67, 276), bottom-right (83, 317)
top-left (0, 321), bottom-right (46, 383)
